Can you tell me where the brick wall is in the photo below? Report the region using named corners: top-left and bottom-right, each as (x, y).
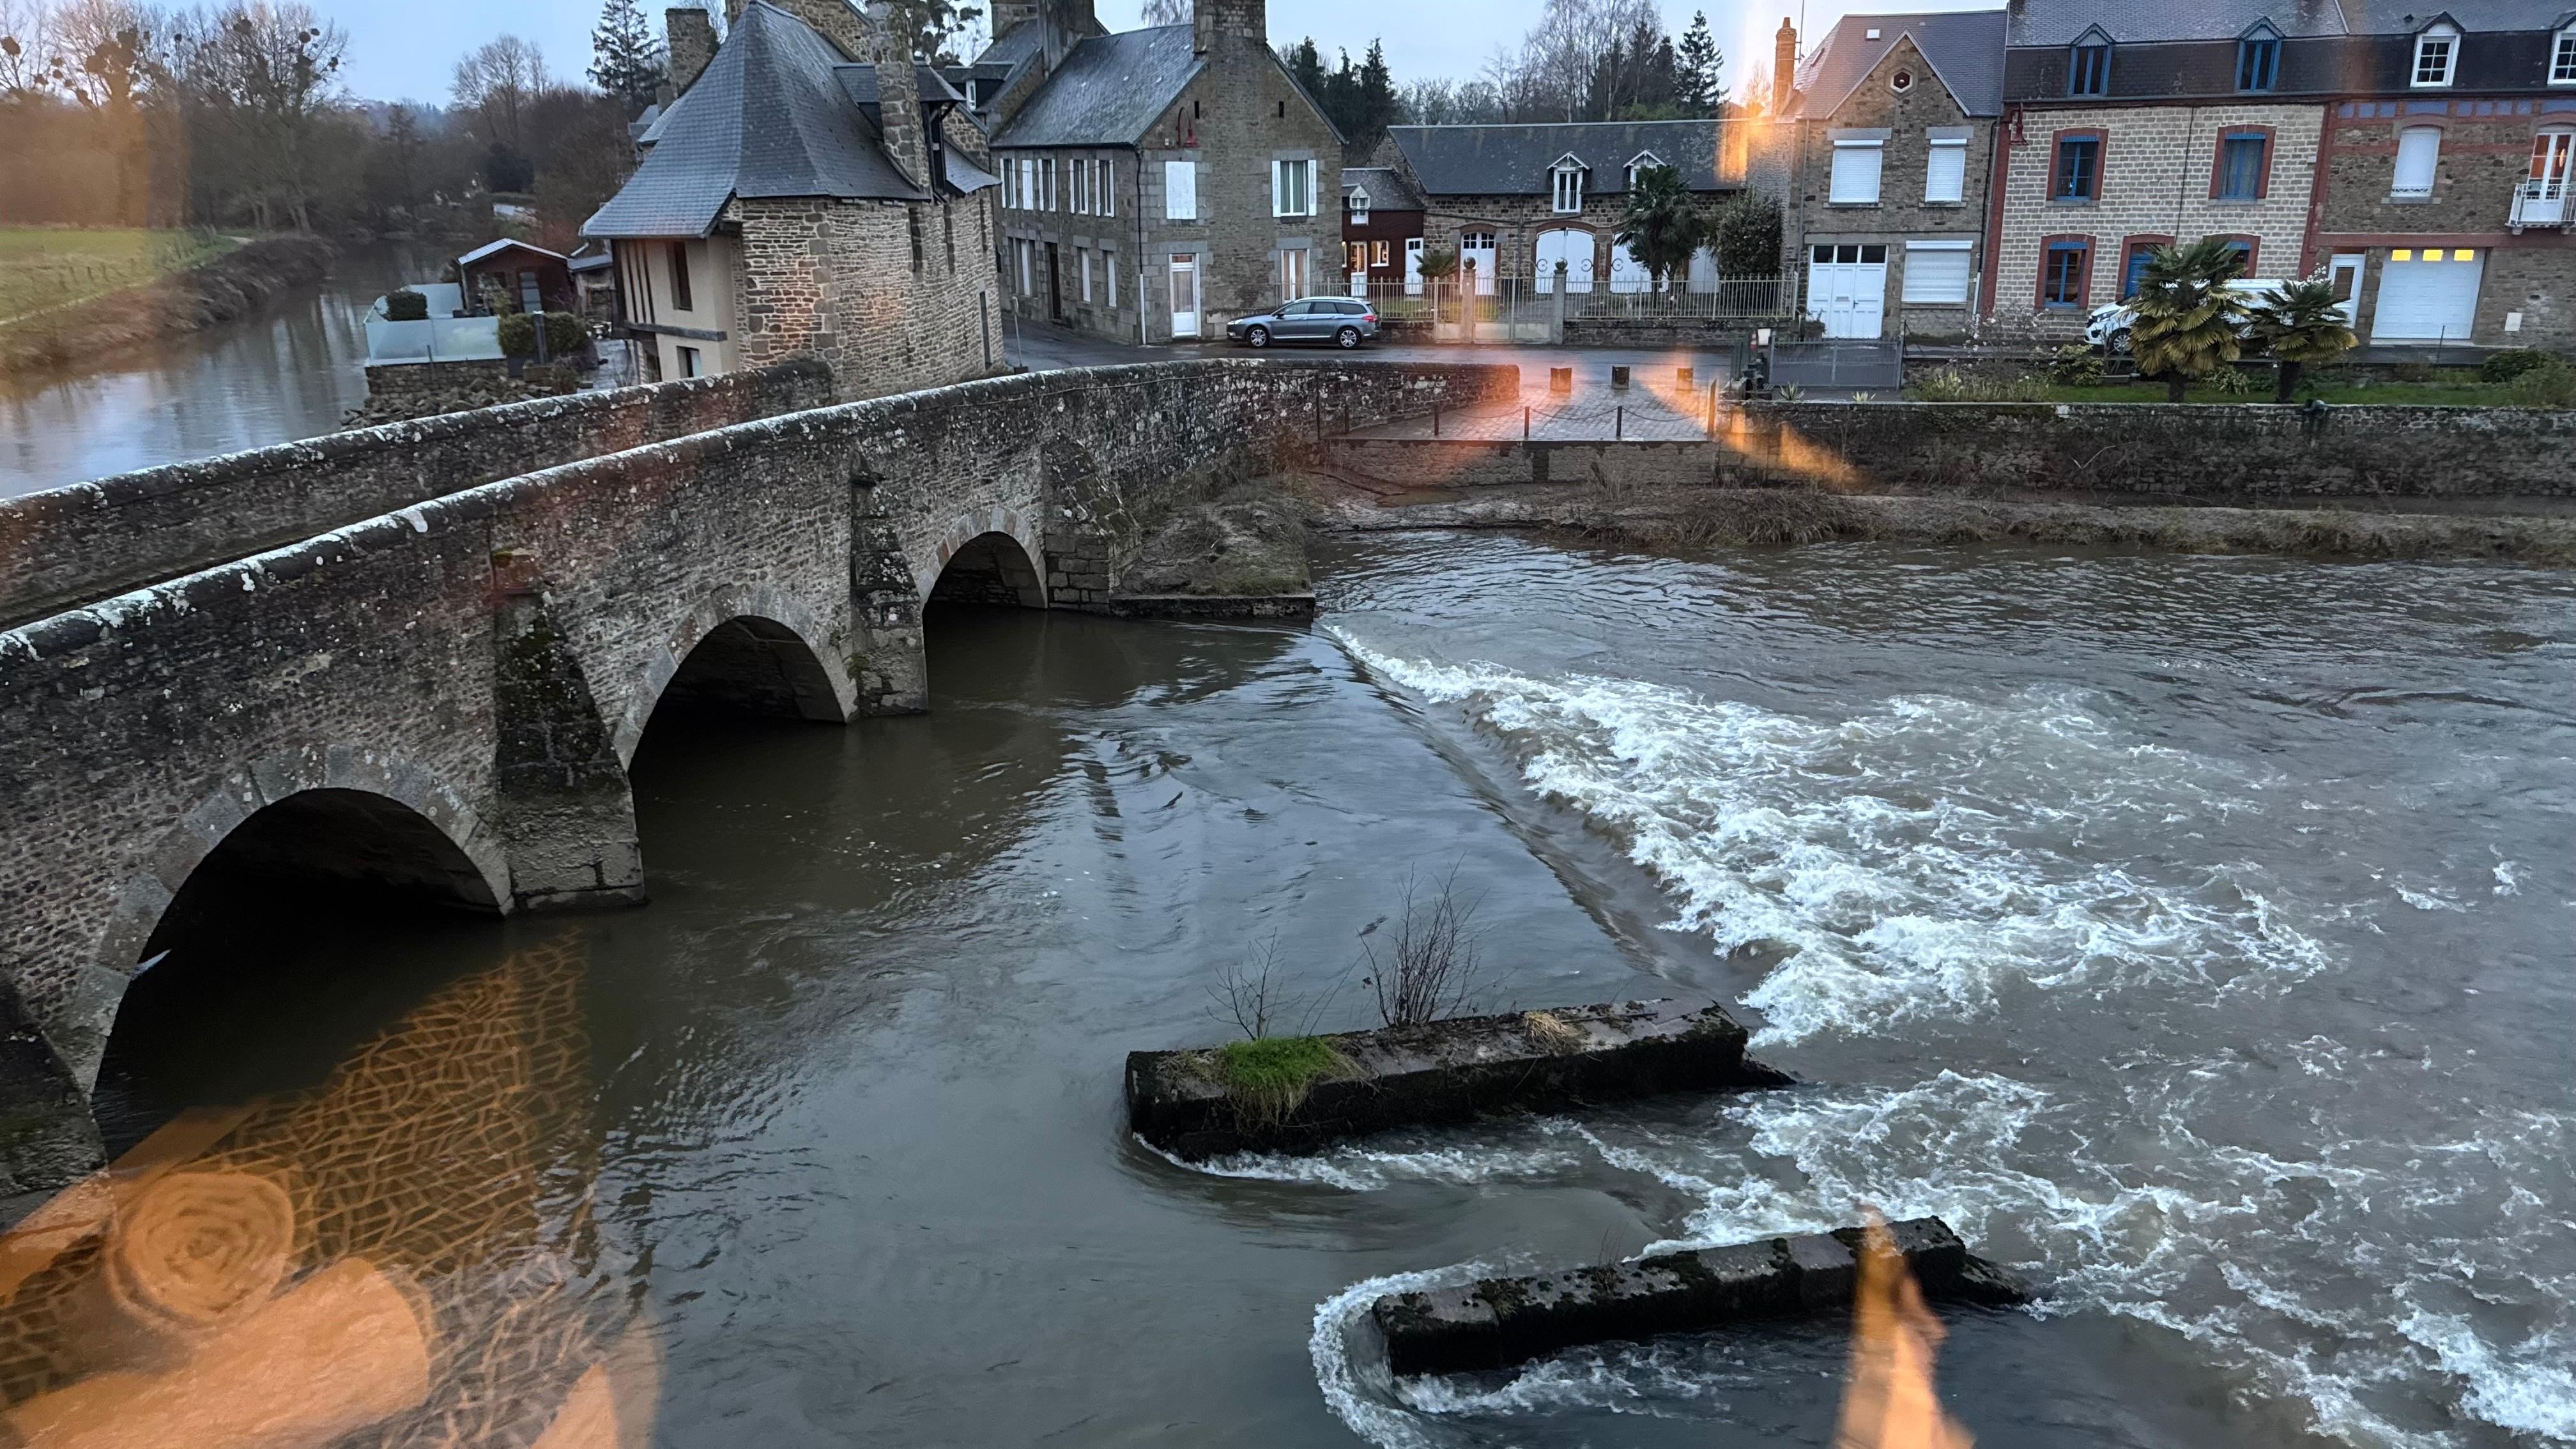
top-left (1993, 102), bottom-right (2324, 334)
top-left (737, 193), bottom-right (1000, 397)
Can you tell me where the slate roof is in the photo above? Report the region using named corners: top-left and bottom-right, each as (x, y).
top-left (1341, 165), bottom-right (1427, 211)
top-left (1792, 11), bottom-right (2008, 117)
top-left (1384, 121), bottom-right (1734, 197)
top-left (457, 238), bottom-right (568, 266)
top-left (2005, 0), bottom-right (2349, 43)
top-left (585, 2), bottom-right (926, 240)
top-left (990, 25), bottom-right (1204, 148)
top-left (2331, 0), bottom-right (2568, 30)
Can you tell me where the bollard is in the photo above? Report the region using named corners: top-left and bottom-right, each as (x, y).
top-left (1549, 366), bottom-right (1573, 393)
top-left (1616, 405), bottom-right (1624, 440)
top-left (1524, 405), bottom-right (1531, 440)
top-left (1433, 402), bottom-right (1442, 438)
top-left (1677, 366), bottom-right (1694, 388)
top-left (1611, 364), bottom-right (1631, 389)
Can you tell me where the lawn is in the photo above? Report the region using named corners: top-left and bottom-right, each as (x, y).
top-left (0, 228), bottom-right (240, 326)
top-left (1916, 378), bottom-right (2553, 406)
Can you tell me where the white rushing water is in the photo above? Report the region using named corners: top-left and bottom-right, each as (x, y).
top-left (1286, 544), bottom-right (2573, 1449)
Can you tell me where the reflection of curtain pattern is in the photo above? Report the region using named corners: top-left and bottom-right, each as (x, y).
top-left (0, 936), bottom-right (645, 1448)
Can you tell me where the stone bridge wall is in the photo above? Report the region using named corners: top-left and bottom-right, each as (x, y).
top-left (0, 362), bottom-right (838, 629)
top-left (0, 358), bottom-right (1515, 1214)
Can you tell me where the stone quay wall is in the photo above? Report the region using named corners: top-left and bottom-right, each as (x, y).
top-left (0, 362), bottom-right (838, 629)
top-left (1329, 402), bottom-right (2576, 500)
top-left (0, 358), bottom-right (1517, 1216)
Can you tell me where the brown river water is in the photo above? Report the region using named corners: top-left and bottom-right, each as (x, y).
top-left (15, 532), bottom-right (2571, 1448)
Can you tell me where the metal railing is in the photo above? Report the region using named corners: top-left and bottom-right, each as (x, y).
top-left (2508, 179), bottom-right (2569, 231)
top-left (1346, 275), bottom-right (1794, 335)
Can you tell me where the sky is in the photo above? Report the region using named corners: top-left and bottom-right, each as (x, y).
top-left (323, 0), bottom-right (1999, 107)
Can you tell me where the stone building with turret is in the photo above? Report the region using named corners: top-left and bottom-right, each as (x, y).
top-left (583, 0), bottom-right (1003, 396)
top-left (968, 0), bottom-right (1347, 343)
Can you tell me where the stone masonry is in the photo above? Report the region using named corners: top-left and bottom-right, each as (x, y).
top-left (737, 194), bottom-right (1000, 393)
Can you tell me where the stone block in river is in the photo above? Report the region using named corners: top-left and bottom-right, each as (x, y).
top-left (1124, 999), bottom-right (1793, 1160)
top-left (1370, 1216), bottom-right (2027, 1376)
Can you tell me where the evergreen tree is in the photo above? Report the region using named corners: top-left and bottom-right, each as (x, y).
top-left (1350, 39), bottom-right (1400, 152)
top-left (588, 0), bottom-right (664, 116)
top-left (1676, 11), bottom-right (1722, 111)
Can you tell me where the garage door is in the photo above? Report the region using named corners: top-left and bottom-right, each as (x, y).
top-left (2370, 250), bottom-right (2483, 342)
top-left (1805, 243), bottom-right (1887, 339)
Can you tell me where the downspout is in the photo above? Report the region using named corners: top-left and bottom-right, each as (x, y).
top-left (1978, 107), bottom-right (2016, 325)
top-left (1134, 142), bottom-right (1148, 346)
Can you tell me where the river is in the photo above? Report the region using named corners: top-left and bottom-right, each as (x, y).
top-left (20, 533), bottom-right (2572, 1448)
top-left (0, 245), bottom-right (428, 498)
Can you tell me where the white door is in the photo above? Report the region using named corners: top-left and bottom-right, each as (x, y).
top-left (1534, 229), bottom-right (1594, 293)
top-left (1686, 245), bottom-right (1720, 293)
top-left (2370, 251), bottom-right (2482, 342)
top-left (1804, 243), bottom-right (1888, 339)
top-left (1168, 255), bottom-right (1200, 338)
top-left (2522, 130), bottom-right (2573, 226)
top-left (1610, 241), bottom-right (1653, 293)
top-left (2327, 253), bottom-right (2365, 326)
top-left (1404, 238), bottom-right (1425, 296)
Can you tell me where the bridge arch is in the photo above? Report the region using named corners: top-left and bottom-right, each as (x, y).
top-left (920, 507), bottom-right (1048, 608)
top-left (73, 749), bottom-right (509, 1089)
top-left (611, 585), bottom-right (859, 765)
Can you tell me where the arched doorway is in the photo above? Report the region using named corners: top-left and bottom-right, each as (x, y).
top-left (1535, 229), bottom-right (1595, 293)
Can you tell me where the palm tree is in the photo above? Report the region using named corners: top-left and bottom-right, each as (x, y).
top-left (1613, 165), bottom-right (1704, 291)
top-left (2130, 238), bottom-right (2253, 402)
top-left (2247, 278), bottom-right (2358, 403)
top-left (1416, 245), bottom-right (1459, 324)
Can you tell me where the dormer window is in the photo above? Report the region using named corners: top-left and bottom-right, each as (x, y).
top-left (2412, 20), bottom-right (2458, 87)
top-left (1625, 151), bottom-right (1665, 189)
top-left (1551, 155), bottom-right (1586, 212)
top-left (2068, 29), bottom-right (2112, 96)
top-left (2237, 22), bottom-right (2280, 91)
top-left (2550, 22), bottom-right (2574, 82)
top-left (1347, 187), bottom-right (1370, 224)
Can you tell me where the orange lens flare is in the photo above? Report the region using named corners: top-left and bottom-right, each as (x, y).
top-left (1834, 1215), bottom-right (1975, 1449)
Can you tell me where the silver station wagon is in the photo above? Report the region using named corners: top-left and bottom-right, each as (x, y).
top-left (1227, 296), bottom-right (1379, 349)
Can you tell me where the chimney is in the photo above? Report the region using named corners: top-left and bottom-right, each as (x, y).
top-left (773, 0), bottom-right (872, 57)
top-left (990, 0), bottom-right (1037, 37)
top-left (1772, 17), bottom-right (1797, 114)
top-left (1192, 0), bottom-right (1262, 57)
top-left (863, 0), bottom-right (934, 190)
top-left (668, 7), bottom-right (717, 96)
top-left (1039, 0), bottom-right (1094, 71)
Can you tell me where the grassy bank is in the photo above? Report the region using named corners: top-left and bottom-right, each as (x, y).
top-left (0, 234), bottom-right (332, 376)
top-left (0, 229), bottom-right (240, 326)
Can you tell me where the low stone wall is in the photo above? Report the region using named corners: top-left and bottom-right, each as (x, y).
top-left (1328, 401), bottom-right (2576, 500)
top-left (0, 362), bottom-right (837, 628)
top-left (1561, 317), bottom-right (1761, 350)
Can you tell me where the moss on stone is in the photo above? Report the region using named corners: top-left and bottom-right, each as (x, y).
top-left (1215, 1035), bottom-right (1354, 1124)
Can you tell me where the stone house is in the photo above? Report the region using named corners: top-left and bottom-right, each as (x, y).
top-left (976, 0), bottom-right (1347, 343)
top-left (583, 0), bottom-right (1002, 396)
top-left (1340, 165), bottom-right (1428, 296)
top-left (1375, 119), bottom-right (1745, 295)
top-left (2304, 0), bottom-right (2576, 346)
top-left (1774, 11), bottom-right (2007, 339)
top-left (1989, 0), bottom-right (2331, 335)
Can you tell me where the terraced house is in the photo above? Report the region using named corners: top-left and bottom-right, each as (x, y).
top-left (584, 0), bottom-right (1003, 395)
top-left (979, 0), bottom-right (1345, 342)
top-left (1775, 10), bottom-right (2009, 337)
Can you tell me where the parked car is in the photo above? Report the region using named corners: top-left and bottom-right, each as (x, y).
top-left (1227, 297), bottom-right (1378, 349)
top-left (2087, 278), bottom-right (2287, 355)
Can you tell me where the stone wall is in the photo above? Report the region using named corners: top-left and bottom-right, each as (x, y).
top-left (0, 363), bottom-right (836, 629)
top-left (1329, 401), bottom-right (2576, 499)
top-left (0, 358), bottom-right (1517, 1211)
top-left (737, 193), bottom-right (1000, 396)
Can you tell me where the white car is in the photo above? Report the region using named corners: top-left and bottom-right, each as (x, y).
top-left (2087, 278), bottom-right (2287, 355)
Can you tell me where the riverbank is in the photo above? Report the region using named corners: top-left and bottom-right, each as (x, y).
top-left (0, 234), bottom-right (334, 377)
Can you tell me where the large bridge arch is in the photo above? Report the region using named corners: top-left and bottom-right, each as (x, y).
top-left (72, 749), bottom-right (509, 1091)
top-left (610, 585), bottom-right (861, 767)
top-left (919, 507), bottom-right (1048, 608)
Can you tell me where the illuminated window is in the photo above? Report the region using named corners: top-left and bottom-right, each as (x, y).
top-left (2393, 248), bottom-right (2415, 261)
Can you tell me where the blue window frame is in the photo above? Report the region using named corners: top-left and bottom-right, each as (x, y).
top-left (2043, 240), bottom-right (2091, 308)
top-left (2237, 32), bottom-right (2280, 91)
top-left (2069, 41), bottom-right (2110, 95)
top-left (2217, 132), bottom-right (2269, 199)
top-left (2219, 239), bottom-right (2253, 275)
top-left (2053, 135), bottom-right (2103, 200)
top-left (2122, 242), bottom-right (2158, 298)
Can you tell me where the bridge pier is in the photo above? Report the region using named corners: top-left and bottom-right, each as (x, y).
top-left (491, 576), bottom-right (648, 912)
top-left (850, 509), bottom-right (929, 716)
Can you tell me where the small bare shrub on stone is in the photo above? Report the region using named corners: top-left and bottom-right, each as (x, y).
top-left (1361, 868), bottom-right (1491, 1028)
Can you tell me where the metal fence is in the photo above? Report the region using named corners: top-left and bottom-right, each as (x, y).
top-left (1766, 341), bottom-right (1905, 392)
top-left (1346, 275), bottom-right (1795, 339)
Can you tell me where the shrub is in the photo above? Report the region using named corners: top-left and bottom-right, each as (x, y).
top-left (2209, 364), bottom-right (2256, 395)
top-left (1905, 366), bottom-right (2049, 403)
top-left (1708, 192), bottom-right (1784, 280)
top-left (1212, 1036), bottom-right (1354, 1123)
top-left (383, 288), bottom-right (429, 321)
top-left (497, 311), bottom-right (535, 356)
top-left (498, 310), bottom-right (587, 358)
top-left (2391, 362), bottom-right (2437, 384)
top-left (2048, 343), bottom-right (2104, 387)
top-left (544, 310), bottom-right (585, 355)
top-left (2480, 348), bottom-right (2562, 383)
top-left (1361, 868), bottom-right (1489, 1028)
top-left (2503, 356), bottom-right (2576, 407)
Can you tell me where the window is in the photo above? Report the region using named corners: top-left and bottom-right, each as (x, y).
top-left (1278, 245), bottom-right (1308, 299)
top-left (1015, 238), bottom-right (1032, 295)
top-left (1043, 156), bottom-right (1057, 210)
top-left (1074, 158), bottom-right (1090, 213)
top-left (2214, 130), bottom-right (2269, 199)
top-left (2068, 36), bottom-right (2110, 96)
top-left (1551, 158), bottom-right (1584, 212)
top-left (1273, 158), bottom-right (1315, 217)
top-left (2392, 125), bottom-right (2441, 197)
top-left (1349, 241), bottom-right (1369, 274)
top-left (1347, 185), bottom-right (1370, 224)
top-left (1925, 136), bottom-right (1967, 203)
top-left (1829, 139), bottom-right (1883, 203)
top-left (2556, 26), bottom-right (2576, 83)
top-left (676, 345), bottom-right (701, 378)
top-left (1080, 248), bottom-right (1093, 302)
top-left (2120, 236), bottom-right (2168, 298)
top-left (1107, 252), bottom-right (1118, 307)
top-left (1901, 239), bottom-right (1972, 303)
top-left (1165, 160), bottom-right (1197, 220)
top-left (908, 210), bottom-right (923, 271)
top-left (668, 244), bottom-right (693, 311)
top-left (2236, 25), bottom-right (2280, 91)
top-left (2412, 22), bottom-right (2457, 86)
top-left (1625, 150), bottom-right (1664, 189)
top-left (1373, 240), bottom-right (1390, 266)
top-left (2041, 237), bottom-right (2092, 308)
top-left (2218, 237), bottom-right (2257, 275)
top-left (2052, 133), bottom-right (2103, 201)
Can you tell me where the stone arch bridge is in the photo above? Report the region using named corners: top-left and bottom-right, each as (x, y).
top-left (0, 357), bottom-right (1512, 1211)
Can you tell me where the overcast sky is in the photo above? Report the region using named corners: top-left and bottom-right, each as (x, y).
top-left (328, 0), bottom-right (1998, 107)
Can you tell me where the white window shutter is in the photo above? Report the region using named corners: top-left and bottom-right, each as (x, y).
top-left (1924, 140), bottom-right (1966, 203)
top-left (1901, 242), bottom-right (1972, 303)
top-left (1166, 160), bottom-right (1197, 220)
top-left (1829, 142), bottom-right (1883, 204)
top-left (2393, 126), bottom-right (2441, 195)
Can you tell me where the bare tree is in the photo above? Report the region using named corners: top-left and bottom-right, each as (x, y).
top-left (450, 33), bottom-right (546, 154)
top-left (0, 0), bottom-right (56, 96)
top-left (1208, 935), bottom-right (1351, 1039)
top-left (1360, 867), bottom-right (1490, 1028)
top-left (1139, 0), bottom-right (1186, 24)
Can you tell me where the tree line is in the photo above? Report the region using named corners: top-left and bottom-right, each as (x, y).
top-left (0, 0), bottom-right (667, 250)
